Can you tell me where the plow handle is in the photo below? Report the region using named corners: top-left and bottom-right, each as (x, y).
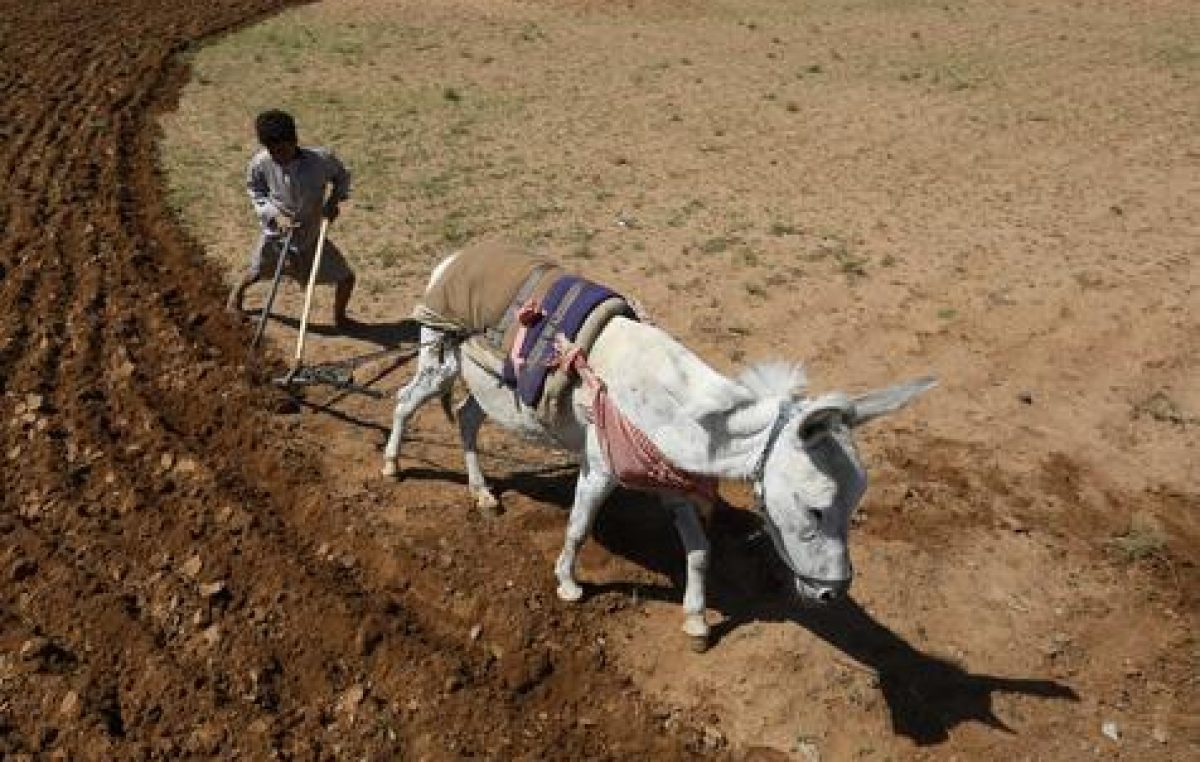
top-left (292, 216), bottom-right (329, 372)
top-left (249, 225), bottom-right (296, 352)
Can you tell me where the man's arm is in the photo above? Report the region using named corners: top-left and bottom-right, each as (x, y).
top-left (320, 149), bottom-right (351, 220)
top-left (247, 157), bottom-right (291, 231)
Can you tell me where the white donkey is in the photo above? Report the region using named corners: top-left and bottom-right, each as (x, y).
top-left (383, 252), bottom-right (934, 648)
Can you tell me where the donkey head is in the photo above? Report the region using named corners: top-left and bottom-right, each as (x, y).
top-left (754, 376), bottom-right (936, 602)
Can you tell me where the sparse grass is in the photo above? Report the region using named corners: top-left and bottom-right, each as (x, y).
top-left (1133, 391), bottom-right (1195, 425)
top-left (1157, 42), bottom-right (1200, 69)
top-left (1107, 512), bottom-right (1169, 563)
top-left (803, 235), bottom-right (868, 280)
top-left (566, 227), bottom-right (598, 259)
top-left (932, 63), bottom-right (984, 91)
top-left (374, 245), bottom-right (403, 269)
top-left (667, 200), bottom-right (705, 228)
top-left (415, 172), bottom-right (455, 199)
top-left (700, 236), bottom-right (734, 255)
top-left (736, 250), bottom-right (760, 268)
top-left (834, 249), bottom-right (868, 279)
top-left (436, 209), bottom-right (475, 245)
top-left (517, 22), bottom-right (547, 43)
top-left (158, 0), bottom-right (1198, 394)
top-left (764, 270), bottom-right (795, 287)
top-left (1150, 25), bottom-right (1200, 71)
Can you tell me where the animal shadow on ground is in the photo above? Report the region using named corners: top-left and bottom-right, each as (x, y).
top-left (368, 451), bottom-right (1079, 746)
top-left (264, 312), bottom-right (422, 348)
top-left (402, 461), bottom-right (578, 495)
top-left (270, 317), bottom-right (425, 415)
top-left (563, 488), bottom-right (1080, 746)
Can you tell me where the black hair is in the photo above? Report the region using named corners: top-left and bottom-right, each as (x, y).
top-left (255, 109), bottom-right (297, 146)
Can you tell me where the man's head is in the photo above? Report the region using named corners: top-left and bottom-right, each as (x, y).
top-left (255, 109), bottom-right (298, 164)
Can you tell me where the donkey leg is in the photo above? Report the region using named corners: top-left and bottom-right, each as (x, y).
top-left (455, 394), bottom-right (499, 515)
top-left (555, 433), bottom-right (616, 602)
top-left (666, 495), bottom-right (712, 651)
top-left (382, 327), bottom-right (458, 477)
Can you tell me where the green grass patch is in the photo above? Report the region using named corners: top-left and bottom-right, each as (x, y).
top-left (1107, 512), bottom-right (1169, 563)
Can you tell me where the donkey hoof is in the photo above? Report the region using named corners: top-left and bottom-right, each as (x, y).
top-left (472, 489), bottom-right (500, 516)
top-left (556, 581), bottom-right (584, 603)
top-left (682, 615), bottom-right (709, 650)
top-left (381, 459), bottom-right (399, 478)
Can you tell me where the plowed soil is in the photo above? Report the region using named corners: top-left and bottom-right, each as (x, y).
top-left (1, 0), bottom-right (1196, 760)
top-left (0, 1), bottom-right (712, 758)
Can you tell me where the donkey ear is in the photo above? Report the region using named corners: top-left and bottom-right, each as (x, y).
top-left (848, 376), bottom-right (937, 427)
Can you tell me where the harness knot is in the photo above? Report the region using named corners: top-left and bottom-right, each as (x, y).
top-left (516, 299), bottom-right (544, 326)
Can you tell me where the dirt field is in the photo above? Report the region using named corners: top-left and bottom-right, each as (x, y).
top-left (3, 0), bottom-right (1197, 759)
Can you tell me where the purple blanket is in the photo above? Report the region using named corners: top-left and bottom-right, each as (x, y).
top-left (503, 275), bottom-right (634, 408)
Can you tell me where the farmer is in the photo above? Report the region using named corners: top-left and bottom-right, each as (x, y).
top-left (227, 109), bottom-right (357, 327)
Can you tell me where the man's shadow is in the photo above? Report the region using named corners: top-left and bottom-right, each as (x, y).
top-left (501, 478), bottom-right (1079, 747)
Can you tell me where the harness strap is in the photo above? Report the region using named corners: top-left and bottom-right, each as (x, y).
top-left (509, 299), bottom-right (545, 376)
top-left (552, 337), bottom-right (603, 393)
top-left (750, 401), bottom-right (800, 512)
top-left (553, 336), bottom-right (718, 503)
top-left (486, 262), bottom-right (553, 349)
top-left (525, 280), bottom-right (585, 371)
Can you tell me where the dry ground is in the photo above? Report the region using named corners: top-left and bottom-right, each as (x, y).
top-left (1, 0), bottom-right (1195, 759)
top-left (162, 0), bottom-right (1198, 757)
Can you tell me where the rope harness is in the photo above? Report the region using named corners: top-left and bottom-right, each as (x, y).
top-left (750, 400), bottom-right (801, 512)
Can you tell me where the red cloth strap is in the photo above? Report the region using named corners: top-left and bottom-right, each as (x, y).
top-left (510, 298), bottom-right (544, 374)
top-left (552, 336), bottom-right (718, 503)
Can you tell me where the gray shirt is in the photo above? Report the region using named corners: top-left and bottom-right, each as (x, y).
top-left (246, 146), bottom-right (351, 251)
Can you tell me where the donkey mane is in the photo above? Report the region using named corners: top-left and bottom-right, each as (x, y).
top-left (736, 361), bottom-right (808, 401)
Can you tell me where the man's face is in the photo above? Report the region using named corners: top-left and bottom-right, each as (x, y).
top-left (266, 140), bottom-right (298, 165)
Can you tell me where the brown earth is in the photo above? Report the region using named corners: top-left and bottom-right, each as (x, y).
top-left (0, 0), bottom-right (720, 759)
top-left (2, 0), bottom-right (1197, 761)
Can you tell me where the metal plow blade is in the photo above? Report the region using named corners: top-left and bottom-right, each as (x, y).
top-left (273, 363), bottom-right (385, 398)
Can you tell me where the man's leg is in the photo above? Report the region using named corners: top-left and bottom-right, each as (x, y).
top-left (309, 239), bottom-right (355, 327)
top-left (333, 271), bottom-right (356, 327)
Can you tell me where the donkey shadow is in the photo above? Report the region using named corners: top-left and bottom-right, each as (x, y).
top-left (497, 475), bottom-right (1079, 747)
top-left (263, 312), bottom-right (422, 349)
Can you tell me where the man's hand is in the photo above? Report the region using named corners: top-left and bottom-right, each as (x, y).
top-left (322, 199), bottom-right (340, 222)
top-left (273, 211), bottom-right (297, 231)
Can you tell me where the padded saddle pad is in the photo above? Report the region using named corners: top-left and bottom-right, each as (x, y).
top-left (413, 239), bottom-right (562, 336)
top-left (506, 274), bottom-right (633, 409)
top-left (416, 242), bottom-right (636, 427)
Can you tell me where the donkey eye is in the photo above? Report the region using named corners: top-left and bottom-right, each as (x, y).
top-left (800, 410), bottom-right (844, 442)
top-left (799, 420), bottom-right (826, 441)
